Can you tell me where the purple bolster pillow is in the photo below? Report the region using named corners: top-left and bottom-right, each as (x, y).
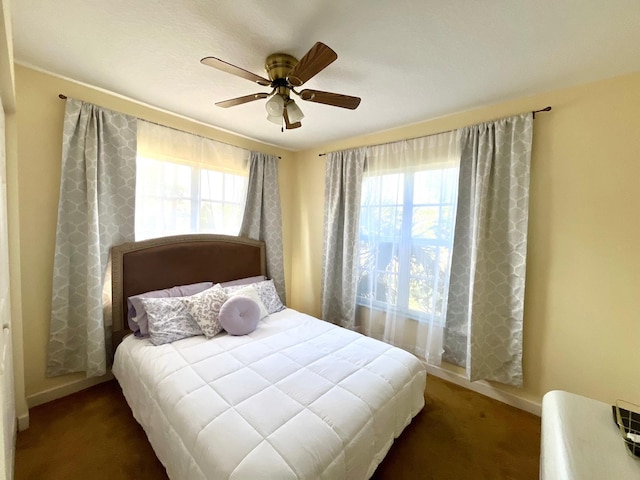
top-left (218, 296), bottom-right (260, 336)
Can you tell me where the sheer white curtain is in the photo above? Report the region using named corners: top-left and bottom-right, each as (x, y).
top-left (356, 131), bottom-right (459, 365)
top-left (135, 120), bottom-right (250, 240)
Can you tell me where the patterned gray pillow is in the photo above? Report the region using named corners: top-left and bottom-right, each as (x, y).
top-left (223, 279), bottom-right (285, 314)
top-left (182, 284), bottom-right (228, 338)
top-left (128, 281), bottom-right (213, 336)
top-left (141, 296), bottom-right (202, 346)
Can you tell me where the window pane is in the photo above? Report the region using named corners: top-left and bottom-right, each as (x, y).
top-left (357, 240), bottom-right (375, 298)
top-left (411, 206), bottom-right (440, 239)
top-left (136, 156), bottom-right (247, 240)
top-left (357, 165), bottom-right (458, 318)
top-left (201, 170), bottom-right (223, 201)
top-left (409, 276), bottom-right (433, 314)
top-left (222, 204), bottom-right (244, 233)
top-left (361, 176), bottom-right (380, 204)
top-left (380, 174), bottom-right (403, 204)
top-left (442, 167), bottom-right (460, 200)
top-left (440, 206), bottom-right (455, 240)
top-left (377, 273), bottom-right (398, 305)
top-left (199, 201), bottom-right (215, 231)
top-left (376, 241), bottom-right (399, 272)
top-left (379, 206), bottom-right (402, 237)
top-left (413, 170), bottom-right (441, 204)
top-left (361, 205), bottom-right (385, 237)
top-left (357, 240), bottom-right (400, 303)
top-left (414, 167), bottom-right (460, 204)
top-left (137, 157), bottom-right (190, 199)
top-left (171, 199), bottom-right (192, 231)
top-left (225, 173), bottom-right (246, 203)
top-left (408, 243), bottom-right (452, 317)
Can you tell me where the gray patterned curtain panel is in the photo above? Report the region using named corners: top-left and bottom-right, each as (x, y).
top-left (321, 148), bottom-right (366, 328)
top-left (240, 152), bottom-right (286, 304)
top-left (47, 99), bottom-right (137, 378)
top-left (443, 113), bottom-right (533, 386)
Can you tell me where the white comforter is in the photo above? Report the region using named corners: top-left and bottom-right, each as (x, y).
top-left (113, 308), bottom-right (426, 480)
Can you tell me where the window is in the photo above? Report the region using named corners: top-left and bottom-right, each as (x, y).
top-left (135, 156), bottom-right (247, 240)
top-left (134, 120), bottom-right (250, 241)
top-left (357, 165), bottom-right (458, 322)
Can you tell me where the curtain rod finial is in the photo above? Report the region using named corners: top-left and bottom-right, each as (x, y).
top-left (532, 106), bottom-right (551, 119)
top-left (59, 94), bottom-right (67, 100)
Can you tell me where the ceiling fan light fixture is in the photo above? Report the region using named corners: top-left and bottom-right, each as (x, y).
top-left (267, 113), bottom-right (283, 125)
top-left (286, 100), bottom-right (305, 124)
top-left (265, 95), bottom-right (284, 116)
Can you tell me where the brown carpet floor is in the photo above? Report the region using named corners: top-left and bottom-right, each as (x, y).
top-left (15, 375), bottom-right (540, 480)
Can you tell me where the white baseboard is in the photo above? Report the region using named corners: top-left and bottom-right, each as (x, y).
top-left (425, 363), bottom-right (541, 417)
top-left (26, 372), bottom-right (114, 409)
top-left (17, 412), bottom-right (29, 431)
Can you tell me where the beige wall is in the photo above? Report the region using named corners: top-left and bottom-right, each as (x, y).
top-left (15, 65), bottom-right (292, 400)
top-left (15, 63), bottom-right (640, 408)
top-left (288, 71), bottom-right (640, 406)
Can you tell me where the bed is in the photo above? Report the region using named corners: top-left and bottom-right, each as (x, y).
top-left (111, 234), bottom-right (426, 480)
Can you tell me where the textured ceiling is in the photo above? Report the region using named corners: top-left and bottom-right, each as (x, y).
top-left (11, 0), bottom-right (640, 151)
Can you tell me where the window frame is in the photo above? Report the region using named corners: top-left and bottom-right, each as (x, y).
top-left (356, 164), bottom-right (458, 324)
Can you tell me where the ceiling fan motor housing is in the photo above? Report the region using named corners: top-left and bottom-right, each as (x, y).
top-left (265, 53), bottom-right (298, 82)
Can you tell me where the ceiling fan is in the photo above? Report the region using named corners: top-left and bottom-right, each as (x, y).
top-left (200, 42), bottom-right (361, 130)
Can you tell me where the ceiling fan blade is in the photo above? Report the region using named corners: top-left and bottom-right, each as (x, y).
top-left (299, 89), bottom-right (361, 110)
top-left (287, 42), bottom-right (338, 87)
top-left (215, 92), bottom-right (269, 108)
top-left (283, 109), bottom-right (302, 129)
top-left (201, 57), bottom-right (271, 86)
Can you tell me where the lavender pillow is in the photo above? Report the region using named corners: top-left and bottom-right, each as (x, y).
top-left (128, 281), bottom-right (212, 336)
top-left (220, 275), bottom-right (266, 288)
top-left (219, 296), bottom-right (260, 336)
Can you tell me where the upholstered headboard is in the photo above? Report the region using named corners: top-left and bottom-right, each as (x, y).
top-left (111, 234), bottom-right (266, 346)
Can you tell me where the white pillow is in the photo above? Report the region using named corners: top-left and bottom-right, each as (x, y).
top-left (224, 279), bottom-right (285, 314)
top-left (182, 284), bottom-right (228, 339)
top-left (229, 285), bottom-right (269, 320)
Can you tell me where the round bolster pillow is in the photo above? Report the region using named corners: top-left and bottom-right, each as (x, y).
top-left (218, 296), bottom-right (260, 335)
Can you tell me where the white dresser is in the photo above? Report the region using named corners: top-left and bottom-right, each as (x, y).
top-left (541, 390), bottom-right (640, 479)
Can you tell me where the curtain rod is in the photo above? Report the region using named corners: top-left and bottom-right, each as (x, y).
top-left (317, 106), bottom-right (552, 157)
top-left (58, 94), bottom-right (281, 159)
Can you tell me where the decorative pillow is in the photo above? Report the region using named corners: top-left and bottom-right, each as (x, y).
top-left (228, 286), bottom-right (269, 320)
top-left (220, 275), bottom-right (266, 288)
top-left (141, 296), bottom-right (202, 346)
top-left (128, 281), bottom-right (212, 336)
top-left (223, 279), bottom-right (285, 315)
top-left (219, 296), bottom-right (260, 336)
top-left (182, 284), bottom-right (228, 339)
